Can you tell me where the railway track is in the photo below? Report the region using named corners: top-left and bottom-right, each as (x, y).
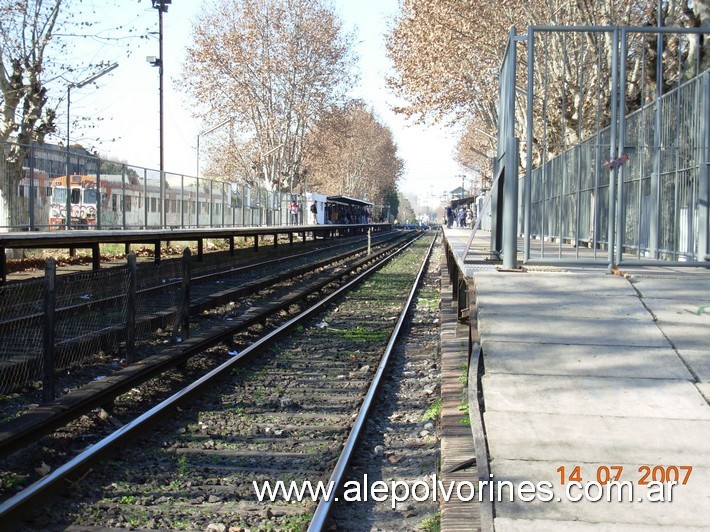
top-left (0, 231), bottom-right (414, 457)
top-left (0, 231), bottom-right (438, 530)
top-left (0, 231), bottom-right (406, 398)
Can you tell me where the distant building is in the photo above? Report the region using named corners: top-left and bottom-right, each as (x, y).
top-left (450, 186), bottom-right (466, 200)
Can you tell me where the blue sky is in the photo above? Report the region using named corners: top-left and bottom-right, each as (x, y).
top-left (50, 0), bottom-right (464, 203)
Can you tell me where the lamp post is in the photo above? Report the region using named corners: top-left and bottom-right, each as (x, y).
top-left (65, 62), bottom-right (118, 229)
top-left (150, 0), bottom-right (171, 227)
top-left (197, 117), bottom-right (233, 177)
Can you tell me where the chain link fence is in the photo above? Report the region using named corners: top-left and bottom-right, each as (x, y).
top-left (0, 252), bottom-right (190, 396)
top-left (490, 26), bottom-right (710, 267)
top-left (0, 278), bottom-right (45, 394)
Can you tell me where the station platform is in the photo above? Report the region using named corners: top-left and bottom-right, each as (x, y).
top-left (441, 227), bottom-right (710, 530)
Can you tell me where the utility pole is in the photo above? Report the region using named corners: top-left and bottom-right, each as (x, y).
top-left (65, 63), bottom-right (118, 229)
top-left (150, 0), bottom-right (171, 227)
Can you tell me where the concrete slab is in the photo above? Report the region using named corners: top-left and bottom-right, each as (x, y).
top-left (476, 292), bottom-right (649, 320)
top-left (490, 459), bottom-right (710, 527)
top-left (495, 517), bottom-right (704, 531)
top-left (653, 322), bottom-right (710, 351)
top-left (697, 383), bottom-right (710, 404)
top-left (641, 298), bottom-right (710, 324)
top-left (474, 271), bottom-right (638, 297)
top-left (479, 315), bottom-right (669, 348)
top-left (482, 374), bottom-right (710, 419)
top-left (630, 277), bottom-right (710, 300)
top-left (679, 351), bottom-right (710, 382)
top-left (483, 342), bottom-right (693, 380)
top-left (484, 411), bottom-right (710, 465)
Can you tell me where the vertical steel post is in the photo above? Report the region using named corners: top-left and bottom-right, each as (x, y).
top-left (121, 164), bottom-right (127, 229)
top-left (66, 87), bottom-right (72, 230)
top-left (28, 145), bottom-right (35, 230)
top-left (0, 247), bottom-right (6, 284)
top-left (42, 258), bottom-right (56, 403)
top-left (180, 174), bottom-right (185, 228)
top-left (649, 54), bottom-right (662, 257)
top-left (608, 28), bottom-right (620, 270)
top-left (524, 29), bottom-right (534, 262)
top-left (699, 72), bottom-right (710, 260)
top-left (180, 247), bottom-right (191, 341)
top-left (616, 29), bottom-right (629, 265)
top-left (126, 252), bottom-right (137, 363)
top-left (158, 3), bottom-right (165, 229)
top-left (93, 164), bottom-right (100, 230)
top-left (196, 175), bottom-right (200, 228)
top-left (143, 168), bottom-right (148, 229)
top-left (502, 28), bottom-right (519, 270)
top-left (503, 137), bottom-right (520, 269)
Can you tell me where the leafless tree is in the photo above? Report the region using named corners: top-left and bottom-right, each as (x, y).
top-left (303, 100), bottom-right (403, 205)
top-left (387, 0), bottom-right (709, 169)
top-left (0, 0), bottom-right (61, 228)
top-left (183, 0), bottom-right (356, 192)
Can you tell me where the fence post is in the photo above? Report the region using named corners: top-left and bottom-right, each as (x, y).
top-left (42, 258), bottom-right (56, 403)
top-left (126, 252), bottom-right (137, 363)
top-left (172, 247), bottom-right (191, 342)
top-left (699, 72), bottom-right (710, 260)
top-left (29, 145), bottom-right (36, 230)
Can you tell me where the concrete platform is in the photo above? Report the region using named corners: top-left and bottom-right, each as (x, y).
top-left (442, 228), bottom-right (710, 530)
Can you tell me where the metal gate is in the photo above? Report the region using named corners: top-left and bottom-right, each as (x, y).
top-left (488, 25), bottom-right (710, 268)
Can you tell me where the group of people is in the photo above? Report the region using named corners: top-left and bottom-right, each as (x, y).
top-left (445, 205), bottom-right (474, 228)
top-left (324, 205), bottom-right (372, 225)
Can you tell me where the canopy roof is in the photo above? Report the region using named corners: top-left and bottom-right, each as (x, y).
top-left (326, 195), bottom-right (373, 207)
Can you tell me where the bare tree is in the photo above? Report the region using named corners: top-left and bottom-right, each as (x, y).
top-left (387, 0), bottom-right (709, 168)
top-left (0, 0), bottom-right (61, 228)
top-left (183, 0), bottom-right (356, 192)
top-left (1, 0), bottom-right (145, 230)
top-left (303, 101), bottom-right (403, 205)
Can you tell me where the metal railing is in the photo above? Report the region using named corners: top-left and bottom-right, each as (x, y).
top-left (485, 25), bottom-right (710, 268)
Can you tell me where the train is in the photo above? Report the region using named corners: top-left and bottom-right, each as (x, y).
top-left (16, 173), bottom-right (387, 231)
top-left (43, 173), bottom-right (286, 230)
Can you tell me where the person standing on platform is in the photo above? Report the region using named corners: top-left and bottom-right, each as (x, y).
top-left (445, 206), bottom-right (454, 228)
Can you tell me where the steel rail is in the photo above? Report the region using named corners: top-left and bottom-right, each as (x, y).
top-left (0, 232), bottom-right (426, 526)
top-left (0, 231), bottom-right (398, 327)
top-left (308, 232), bottom-right (438, 531)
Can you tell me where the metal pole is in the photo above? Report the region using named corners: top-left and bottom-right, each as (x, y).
top-left (616, 29), bottom-right (629, 265)
top-left (121, 164), bottom-right (127, 229)
top-left (66, 86), bottom-right (71, 230)
top-left (158, 5), bottom-right (165, 228)
top-left (700, 72), bottom-right (710, 260)
top-left (608, 28), bottom-right (620, 270)
top-left (42, 258), bottom-right (56, 403)
top-left (28, 146), bottom-right (35, 230)
top-left (524, 29), bottom-right (534, 262)
top-left (126, 252), bottom-right (137, 364)
top-left (64, 63), bottom-right (118, 231)
top-left (96, 165), bottom-right (102, 229)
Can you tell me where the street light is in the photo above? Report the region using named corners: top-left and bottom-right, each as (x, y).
top-left (197, 117), bottom-right (233, 177)
top-left (150, 0), bottom-right (171, 227)
top-left (65, 62), bottom-right (118, 229)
